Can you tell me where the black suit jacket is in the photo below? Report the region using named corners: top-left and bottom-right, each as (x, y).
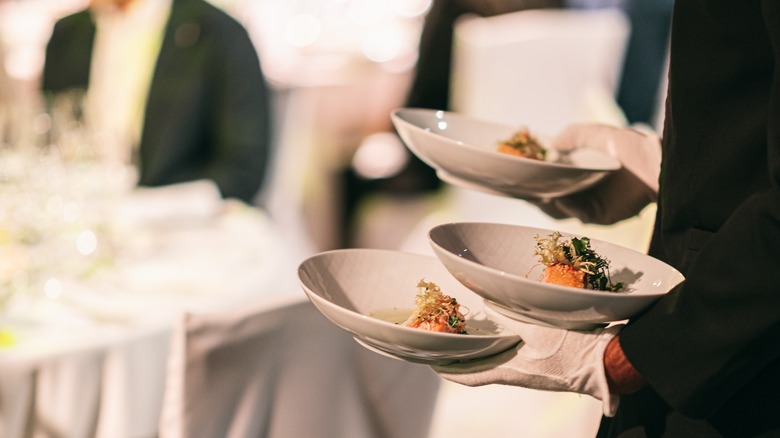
top-left (42, 0), bottom-right (271, 203)
top-left (599, 1), bottom-right (780, 436)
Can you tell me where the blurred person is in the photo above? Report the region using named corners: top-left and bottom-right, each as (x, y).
top-left (41, 0), bottom-right (272, 203)
top-left (433, 0), bottom-right (780, 436)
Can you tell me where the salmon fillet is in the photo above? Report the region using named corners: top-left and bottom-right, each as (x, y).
top-left (543, 263), bottom-right (586, 288)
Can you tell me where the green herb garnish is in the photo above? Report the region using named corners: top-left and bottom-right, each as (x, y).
top-left (534, 232), bottom-right (624, 292)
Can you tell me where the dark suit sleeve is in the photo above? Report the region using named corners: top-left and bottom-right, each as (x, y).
top-left (204, 23), bottom-right (271, 203)
top-left (41, 11), bottom-right (94, 94)
top-left (617, 0), bottom-right (780, 420)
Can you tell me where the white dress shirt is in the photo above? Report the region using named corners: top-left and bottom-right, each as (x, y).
top-left (87, 0), bottom-right (172, 164)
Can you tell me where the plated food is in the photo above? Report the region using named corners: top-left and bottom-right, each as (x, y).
top-left (298, 248), bottom-right (521, 364)
top-left (534, 231), bottom-right (623, 292)
top-left (402, 279), bottom-right (467, 334)
top-left (390, 108), bottom-right (620, 199)
top-left (428, 222), bottom-right (685, 329)
top-left (496, 127), bottom-right (547, 160)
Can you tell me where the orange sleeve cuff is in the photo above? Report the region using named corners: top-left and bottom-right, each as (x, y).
top-left (604, 335), bottom-right (646, 394)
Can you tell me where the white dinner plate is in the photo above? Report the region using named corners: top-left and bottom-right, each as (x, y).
top-left (297, 248), bottom-right (521, 365)
top-left (391, 108), bottom-right (620, 199)
top-left (428, 222), bottom-right (685, 329)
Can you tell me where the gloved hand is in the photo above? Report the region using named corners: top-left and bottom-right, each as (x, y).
top-left (431, 309), bottom-right (623, 417)
top-left (536, 123), bottom-right (662, 224)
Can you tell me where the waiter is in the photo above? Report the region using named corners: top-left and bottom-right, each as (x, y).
top-left (42, 0), bottom-right (272, 204)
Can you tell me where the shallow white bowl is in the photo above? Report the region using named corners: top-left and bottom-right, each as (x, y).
top-left (298, 248), bottom-right (521, 364)
top-left (428, 222), bottom-right (684, 329)
top-left (391, 108), bottom-right (620, 199)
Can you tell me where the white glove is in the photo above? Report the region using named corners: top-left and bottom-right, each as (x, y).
top-left (536, 123), bottom-right (662, 224)
top-left (552, 123), bottom-right (661, 192)
top-left (432, 309), bottom-right (622, 417)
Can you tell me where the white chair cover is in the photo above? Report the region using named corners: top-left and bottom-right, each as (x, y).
top-left (0, 333), bottom-right (171, 438)
top-left (159, 296), bottom-right (440, 438)
top-left (0, 352), bottom-right (104, 438)
top-left (450, 8), bottom-right (631, 134)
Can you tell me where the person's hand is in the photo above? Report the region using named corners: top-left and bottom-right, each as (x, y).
top-left (553, 123), bottom-right (661, 192)
top-left (535, 123), bottom-right (662, 225)
top-left (431, 309), bottom-right (623, 416)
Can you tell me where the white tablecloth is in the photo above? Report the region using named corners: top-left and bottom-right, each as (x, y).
top-left (0, 181), bottom-right (299, 438)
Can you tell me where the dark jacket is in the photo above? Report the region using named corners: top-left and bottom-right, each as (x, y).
top-left (42, 0), bottom-right (271, 203)
top-left (599, 0), bottom-right (780, 436)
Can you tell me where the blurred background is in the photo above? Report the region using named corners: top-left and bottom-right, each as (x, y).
top-left (1, 0), bottom-right (435, 259)
top-left (0, 0), bottom-right (673, 436)
top-left (0, 0), bottom-right (672, 258)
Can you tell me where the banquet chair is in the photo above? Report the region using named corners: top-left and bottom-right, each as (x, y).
top-left (159, 296), bottom-right (440, 438)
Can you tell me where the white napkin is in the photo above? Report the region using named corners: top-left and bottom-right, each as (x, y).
top-left (112, 180), bottom-right (223, 228)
